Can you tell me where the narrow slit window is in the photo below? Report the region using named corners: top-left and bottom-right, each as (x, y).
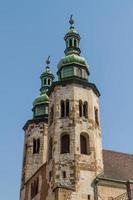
top-left (83, 101), bottom-right (88, 118)
top-left (79, 100), bottom-right (82, 117)
top-left (49, 138), bottom-right (53, 160)
top-left (66, 99), bottom-right (69, 117)
top-left (95, 108), bottom-right (99, 126)
top-left (36, 138), bottom-right (40, 153)
top-left (44, 79), bottom-right (46, 85)
top-left (48, 79), bottom-right (51, 85)
top-left (49, 171), bottom-right (52, 182)
top-left (33, 138), bottom-right (36, 154)
top-left (62, 171), bottom-right (66, 178)
top-left (69, 39), bottom-right (72, 47)
top-left (74, 39), bottom-right (77, 46)
top-left (61, 100), bottom-right (65, 117)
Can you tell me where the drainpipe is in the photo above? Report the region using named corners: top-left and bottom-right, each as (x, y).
top-left (126, 181), bottom-right (133, 200)
top-left (93, 178), bottom-right (99, 200)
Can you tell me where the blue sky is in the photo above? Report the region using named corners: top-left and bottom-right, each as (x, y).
top-left (0, 0), bottom-right (133, 199)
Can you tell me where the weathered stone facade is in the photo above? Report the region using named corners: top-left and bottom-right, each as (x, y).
top-left (46, 82), bottom-right (103, 200)
top-left (20, 120), bottom-right (48, 197)
top-left (20, 17), bottom-right (133, 200)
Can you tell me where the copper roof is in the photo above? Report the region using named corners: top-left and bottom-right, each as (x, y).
top-left (103, 149), bottom-right (133, 181)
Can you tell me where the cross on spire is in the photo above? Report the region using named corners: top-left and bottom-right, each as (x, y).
top-left (69, 14), bottom-right (74, 29)
top-left (46, 56), bottom-right (50, 66)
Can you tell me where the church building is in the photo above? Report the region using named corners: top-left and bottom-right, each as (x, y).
top-left (20, 16), bottom-right (133, 200)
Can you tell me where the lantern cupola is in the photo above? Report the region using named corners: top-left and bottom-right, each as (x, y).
top-left (57, 15), bottom-right (89, 81)
top-left (32, 57), bottom-right (54, 119)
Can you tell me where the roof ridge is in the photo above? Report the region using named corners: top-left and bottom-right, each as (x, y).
top-left (103, 149), bottom-right (133, 157)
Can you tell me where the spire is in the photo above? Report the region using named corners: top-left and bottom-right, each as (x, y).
top-left (57, 16), bottom-right (89, 81)
top-left (40, 56), bottom-right (54, 94)
top-left (64, 15), bottom-right (81, 56)
top-left (32, 57), bottom-right (54, 119)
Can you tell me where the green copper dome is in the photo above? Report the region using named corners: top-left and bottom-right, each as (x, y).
top-left (58, 54), bottom-right (88, 69)
top-left (57, 15), bottom-right (89, 81)
top-left (33, 93), bottom-right (49, 107)
top-left (32, 56), bottom-right (54, 119)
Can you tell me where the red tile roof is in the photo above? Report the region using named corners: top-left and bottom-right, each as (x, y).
top-left (103, 149), bottom-right (133, 181)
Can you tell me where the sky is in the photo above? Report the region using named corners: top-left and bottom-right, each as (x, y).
top-left (0, 0), bottom-right (133, 199)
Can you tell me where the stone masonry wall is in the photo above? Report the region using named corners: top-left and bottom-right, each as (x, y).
top-left (47, 82), bottom-right (103, 200)
top-left (21, 121), bottom-right (48, 185)
top-left (20, 164), bottom-right (49, 200)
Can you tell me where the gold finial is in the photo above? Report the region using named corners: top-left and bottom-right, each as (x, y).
top-left (46, 56), bottom-right (50, 65)
top-left (69, 14), bottom-right (74, 28)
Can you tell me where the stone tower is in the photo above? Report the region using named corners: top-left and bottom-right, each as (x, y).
top-left (46, 16), bottom-right (103, 200)
top-left (20, 16), bottom-right (103, 200)
top-left (20, 58), bottom-right (54, 199)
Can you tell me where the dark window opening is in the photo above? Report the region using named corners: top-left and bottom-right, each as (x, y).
top-left (66, 99), bottom-right (69, 117)
top-left (36, 138), bottom-right (40, 153)
top-left (44, 79), bottom-right (46, 85)
top-left (62, 171), bottom-right (66, 178)
top-left (33, 139), bottom-right (36, 154)
top-left (79, 100), bottom-right (82, 117)
top-left (83, 101), bottom-right (88, 118)
top-left (61, 134), bottom-right (70, 154)
top-left (49, 138), bottom-right (52, 160)
top-left (48, 79), bottom-right (51, 85)
top-left (69, 39), bottom-right (72, 47)
top-left (33, 138), bottom-right (40, 154)
top-left (61, 100), bottom-right (65, 117)
top-left (80, 134), bottom-right (87, 155)
top-left (95, 108), bottom-right (99, 126)
top-left (66, 40), bottom-right (69, 48)
top-left (31, 177), bottom-right (39, 199)
top-left (49, 171), bottom-right (52, 182)
top-left (74, 39), bottom-right (77, 47)
top-left (88, 195), bottom-right (90, 200)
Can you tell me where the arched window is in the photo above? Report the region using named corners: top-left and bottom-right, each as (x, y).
top-left (80, 133), bottom-right (90, 155)
top-left (95, 108), bottom-right (99, 126)
top-left (69, 39), bottom-right (72, 47)
top-left (66, 99), bottom-right (69, 117)
top-left (83, 101), bottom-right (88, 118)
top-left (61, 134), bottom-right (70, 154)
top-left (61, 100), bottom-right (65, 117)
top-left (49, 138), bottom-right (53, 160)
top-left (79, 100), bottom-right (82, 117)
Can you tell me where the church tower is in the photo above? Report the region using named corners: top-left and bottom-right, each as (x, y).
top-left (20, 16), bottom-right (104, 200)
top-left (46, 16), bottom-right (103, 200)
top-left (20, 58), bottom-right (54, 199)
